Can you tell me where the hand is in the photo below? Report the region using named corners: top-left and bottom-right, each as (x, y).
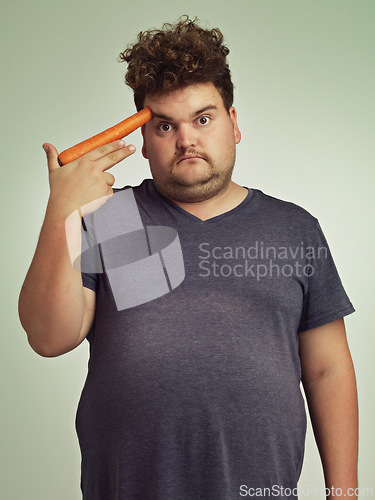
top-left (43, 140), bottom-right (136, 219)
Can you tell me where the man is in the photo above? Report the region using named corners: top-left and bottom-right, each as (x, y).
top-left (19, 17), bottom-right (358, 500)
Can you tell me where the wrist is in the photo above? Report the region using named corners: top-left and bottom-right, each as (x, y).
top-left (45, 194), bottom-right (81, 224)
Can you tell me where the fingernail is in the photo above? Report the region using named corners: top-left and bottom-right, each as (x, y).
top-left (42, 144), bottom-right (49, 153)
top-left (118, 140), bottom-right (125, 147)
top-left (128, 145), bottom-right (136, 152)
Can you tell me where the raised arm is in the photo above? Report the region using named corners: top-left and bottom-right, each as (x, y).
top-left (18, 140), bottom-right (135, 357)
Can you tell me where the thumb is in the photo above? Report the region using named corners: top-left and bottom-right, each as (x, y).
top-left (42, 143), bottom-right (60, 172)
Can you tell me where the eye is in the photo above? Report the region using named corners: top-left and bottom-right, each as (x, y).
top-left (157, 123), bottom-right (173, 132)
top-left (197, 116), bottom-right (211, 126)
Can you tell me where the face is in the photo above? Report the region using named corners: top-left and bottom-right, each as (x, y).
top-left (142, 82), bottom-right (241, 203)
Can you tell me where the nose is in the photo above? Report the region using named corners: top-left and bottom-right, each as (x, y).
top-left (176, 123), bottom-right (197, 150)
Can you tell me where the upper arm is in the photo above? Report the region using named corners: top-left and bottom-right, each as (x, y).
top-left (77, 286), bottom-right (96, 343)
top-left (299, 318), bottom-right (355, 386)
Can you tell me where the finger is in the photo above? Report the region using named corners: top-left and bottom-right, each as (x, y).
top-left (104, 172), bottom-right (115, 187)
top-left (86, 139), bottom-right (132, 162)
top-left (42, 143), bottom-right (60, 173)
top-left (96, 143), bottom-right (136, 172)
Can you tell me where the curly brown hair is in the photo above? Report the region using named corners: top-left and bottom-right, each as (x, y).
top-left (118, 16), bottom-right (234, 112)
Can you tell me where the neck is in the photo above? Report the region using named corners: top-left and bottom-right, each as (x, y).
top-left (165, 181), bottom-right (248, 221)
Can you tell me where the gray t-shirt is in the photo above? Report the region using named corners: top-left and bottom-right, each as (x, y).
top-left (78, 179), bottom-right (354, 499)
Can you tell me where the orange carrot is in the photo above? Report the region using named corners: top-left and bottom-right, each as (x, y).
top-left (58, 107), bottom-right (153, 166)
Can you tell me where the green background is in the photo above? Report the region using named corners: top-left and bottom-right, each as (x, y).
top-left (1, 0), bottom-right (374, 498)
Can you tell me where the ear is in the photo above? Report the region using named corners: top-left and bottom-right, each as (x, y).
top-left (229, 106), bottom-right (241, 145)
top-left (141, 126), bottom-right (148, 159)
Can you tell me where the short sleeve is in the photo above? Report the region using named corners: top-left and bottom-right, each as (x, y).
top-left (298, 221), bottom-right (355, 332)
top-left (82, 271), bottom-right (98, 293)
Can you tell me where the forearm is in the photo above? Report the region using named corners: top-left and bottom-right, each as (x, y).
top-left (18, 202), bottom-right (85, 356)
top-left (303, 362), bottom-right (358, 499)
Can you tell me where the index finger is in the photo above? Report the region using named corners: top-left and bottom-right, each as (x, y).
top-left (92, 140), bottom-right (136, 171)
top-left (86, 139), bottom-right (133, 160)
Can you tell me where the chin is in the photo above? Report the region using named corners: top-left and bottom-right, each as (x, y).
top-left (157, 175), bottom-right (232, 204)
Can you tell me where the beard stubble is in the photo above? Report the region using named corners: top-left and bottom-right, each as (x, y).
top-left (151, 145), bottom-right (237, 204)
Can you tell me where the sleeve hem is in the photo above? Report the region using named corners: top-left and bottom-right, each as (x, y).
top-left (82, 278), bottom-right (97, 293)
top-left (298, 304), bottom-right (355, 333)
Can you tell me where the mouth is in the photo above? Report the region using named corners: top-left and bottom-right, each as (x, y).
top-left (177, 155), bottom-right (206, 164)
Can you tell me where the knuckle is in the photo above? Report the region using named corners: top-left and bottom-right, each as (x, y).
top-left (80, 162), bottom-right (100, 180)
top-left (107, 173), bottom-right (115, 186)
top-left (84, 162), bottom-right (97, 176)
top-left (108, 152), bottom-right (118, 163)
top-left (97, 145), bottom-right (106, 155)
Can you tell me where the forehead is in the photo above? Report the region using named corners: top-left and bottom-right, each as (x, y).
top-left (144, 83), bottom-right (225, 119)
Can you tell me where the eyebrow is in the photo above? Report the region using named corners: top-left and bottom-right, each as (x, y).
top-left (152, 105), bottom-right (218, 122)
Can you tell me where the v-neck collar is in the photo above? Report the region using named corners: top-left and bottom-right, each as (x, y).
top-left (152, 182), bottom-right (254, 225)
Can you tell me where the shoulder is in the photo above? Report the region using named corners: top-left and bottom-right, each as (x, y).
top-left (251, 188), bottom-right (316, 219)
top-left (250, 188), bottom-right (319, 231)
